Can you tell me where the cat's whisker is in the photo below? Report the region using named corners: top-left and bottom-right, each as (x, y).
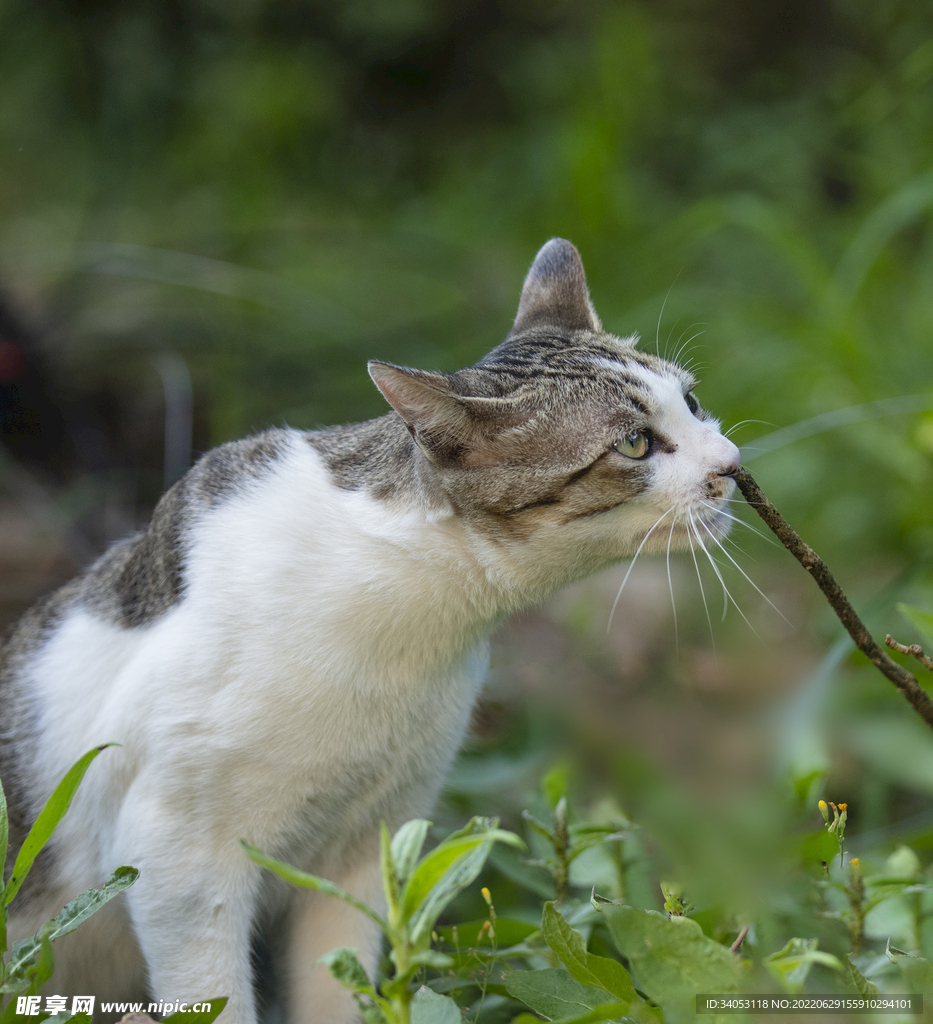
top-left (607, 506), bottom-right (676, 633)
top-left (697, 517), bottom-right (793, 627)
top-left (667, 321), bottom-right (701, 365)
top-left (672, 327), bottom-right (706, 366)
top-left (655, 280), bottom-right (677, 358)
top-left (662, 317), bottom-right (682, 362)
top-left (666, 517), bottom-right (680, 654)
top-left (744, 392), bottom-right (933, 463)
top-left (700, 499), bottom-right (778, 547)
top-left (687, 511), bottom-right (716, 655)
top-left (677, 355), bottom-right (708, 380)
top-left (718, 533), bottom-right (755, 561)
top-left (694, 524), bottom-right (730, 622)
top-left (702, 516), bottom-right (756, 561)
top-left (692, 521), bottom-right (759, 633)
top-left (724, 419), bottom-right (776, 439)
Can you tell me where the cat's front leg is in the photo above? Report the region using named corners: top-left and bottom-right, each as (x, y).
top-left (284, 848), bottom-right (384, 1024)
top-left (117, 811), bottom-right (263, 1024)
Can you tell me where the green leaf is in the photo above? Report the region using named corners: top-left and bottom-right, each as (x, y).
top-left (522, 811), bottom-right (555, 844)
top-left (408, 842), bottom-right (496, 946)
top-left (601, 906), bottom-right (740, 1012)
top-left (408, 949), bottom-right (454, 970)
top-left (162, 998), bottom-right (228, 1024)
top-left (6, 867), bottom-right (138, 981)
top-left (33, 931), bottom-right (55, 990)
top-left (765, 938), bottom-right (843, 994)
top-left (410, 985), bottom-right (462, 1024)
top-left (316, 947), bottom-right (380, 1000)
top-left (380, 822), bottom-right (400, 925)
top-left (402, 819), bottom-right (522, 943)
top-left (542, 902), bottom-right (636, 1005)
top-left (390, 819), bottom-right (430, 885)
top-left (47, 867), bottom-right (137, 939)
top-left (543, 1008), bottom-right (634, 1024)
top-left (488, 843), bottom-right (556, 900)
top-left (240, 840), bottom-right (387, 930)
top-left (844, 957), bottom-right (879, 997)
top-left (791, 768), bottom-right (826, 806)
top-left (884, 844), bottom-right (921, 880)
top-left (898, 603), bottom-right (933, 648)
top-left (886, 941), bottom-right (933, 989)
top-left (0, 971), bottom-right (31, 996)
top-left (543, 761), bottom-right (571, 810)
top-left (846, 718), bottom-right (933, 794)
top-left (3, 745), bottom-right (114, 907)
top-left (506, 968), bottom-right (627, 1022)
top-left (0, 1001), bottom-right (50, 1024)
top-left (402, 819), bottom-right (522, 919)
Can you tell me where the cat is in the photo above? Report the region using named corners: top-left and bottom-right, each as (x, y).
top-left (1, 238), bottom-right (740, 1023)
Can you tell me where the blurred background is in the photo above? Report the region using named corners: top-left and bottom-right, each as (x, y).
top-left (2, 0), bottom-right (933, 972)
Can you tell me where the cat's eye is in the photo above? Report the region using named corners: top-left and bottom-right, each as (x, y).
top-left (614, 431), bottom-right (649, 459)
top-left (685, 391), bottom-right (700, 415)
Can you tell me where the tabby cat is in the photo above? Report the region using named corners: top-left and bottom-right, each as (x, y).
top-left (1, 239), bottom-right (739, 1022)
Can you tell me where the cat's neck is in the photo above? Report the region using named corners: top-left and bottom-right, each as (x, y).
top-left (304, 417), bottom-right (592, 613)
top-left (305, 414), bottom-right (449, 514)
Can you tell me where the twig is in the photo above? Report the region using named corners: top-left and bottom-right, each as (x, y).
top-left (733, 467), bottom-right (933, 732)
top-left (731, 926), bottom-right (749, 955)
top-left (885, 635), bottom-right (933, 674)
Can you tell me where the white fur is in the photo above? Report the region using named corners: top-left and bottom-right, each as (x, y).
top-left (11, 437), bottom-right (502, 1022)
top-left (9, 368), bottom-right (739, 1022)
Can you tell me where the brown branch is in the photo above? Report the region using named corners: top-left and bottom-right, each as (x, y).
top-left (885, 634), bottom-right (933, 674)
top-left (733, 467), bottom-right (933, 732)
top-left (731, 926), bottom-right (749, 955)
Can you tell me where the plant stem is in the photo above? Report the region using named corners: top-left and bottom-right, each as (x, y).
top-left (847, 860), bottom-right (864, 957)
top-left (391, 930), bottom-right (411, 1024)
top-left (733, 467), bottom-right (933, 732)
top-left (553, 798), bottom-right (570, 904)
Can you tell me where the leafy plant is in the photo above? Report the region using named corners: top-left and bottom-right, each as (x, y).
top-left (241, 816), bottom-right (523, 1023)
top-left (0, 746), bottom-right (139, 1021)
top-left (260, 776), bottom-right (933, 1023)
top-left (521, 766), bottom-right (629, 907)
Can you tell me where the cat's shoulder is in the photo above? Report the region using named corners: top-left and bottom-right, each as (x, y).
top-left (186, 427), bottom-right (296, 506)
top-left (1, 427), bottom-right (300, 648)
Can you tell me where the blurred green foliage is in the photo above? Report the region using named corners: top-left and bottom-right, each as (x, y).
top-left (0, 0), bottom-right (930, 547)
top-left (2, 0), bottom-right (933, 1008)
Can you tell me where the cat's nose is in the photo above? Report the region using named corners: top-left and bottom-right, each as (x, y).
top-left (716, 439), bottom-right (741, 478)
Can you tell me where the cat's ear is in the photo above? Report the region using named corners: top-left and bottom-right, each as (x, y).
top-left (369, 361), bottom-right (525, 466)
top-left (511, 238), bottom-right (602, 335)
top-left (368, 362), bottom-right (465, 433)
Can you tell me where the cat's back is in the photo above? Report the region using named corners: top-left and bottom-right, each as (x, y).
top-left (0, 427), bottom-right (294, 668)
top-left (0, 412), bottom-right (472, 812)
top-left (0, 427), bottom-right (354, 831)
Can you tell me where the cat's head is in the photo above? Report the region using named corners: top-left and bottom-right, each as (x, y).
top-left (369, 239), bottom-right (739, 591)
